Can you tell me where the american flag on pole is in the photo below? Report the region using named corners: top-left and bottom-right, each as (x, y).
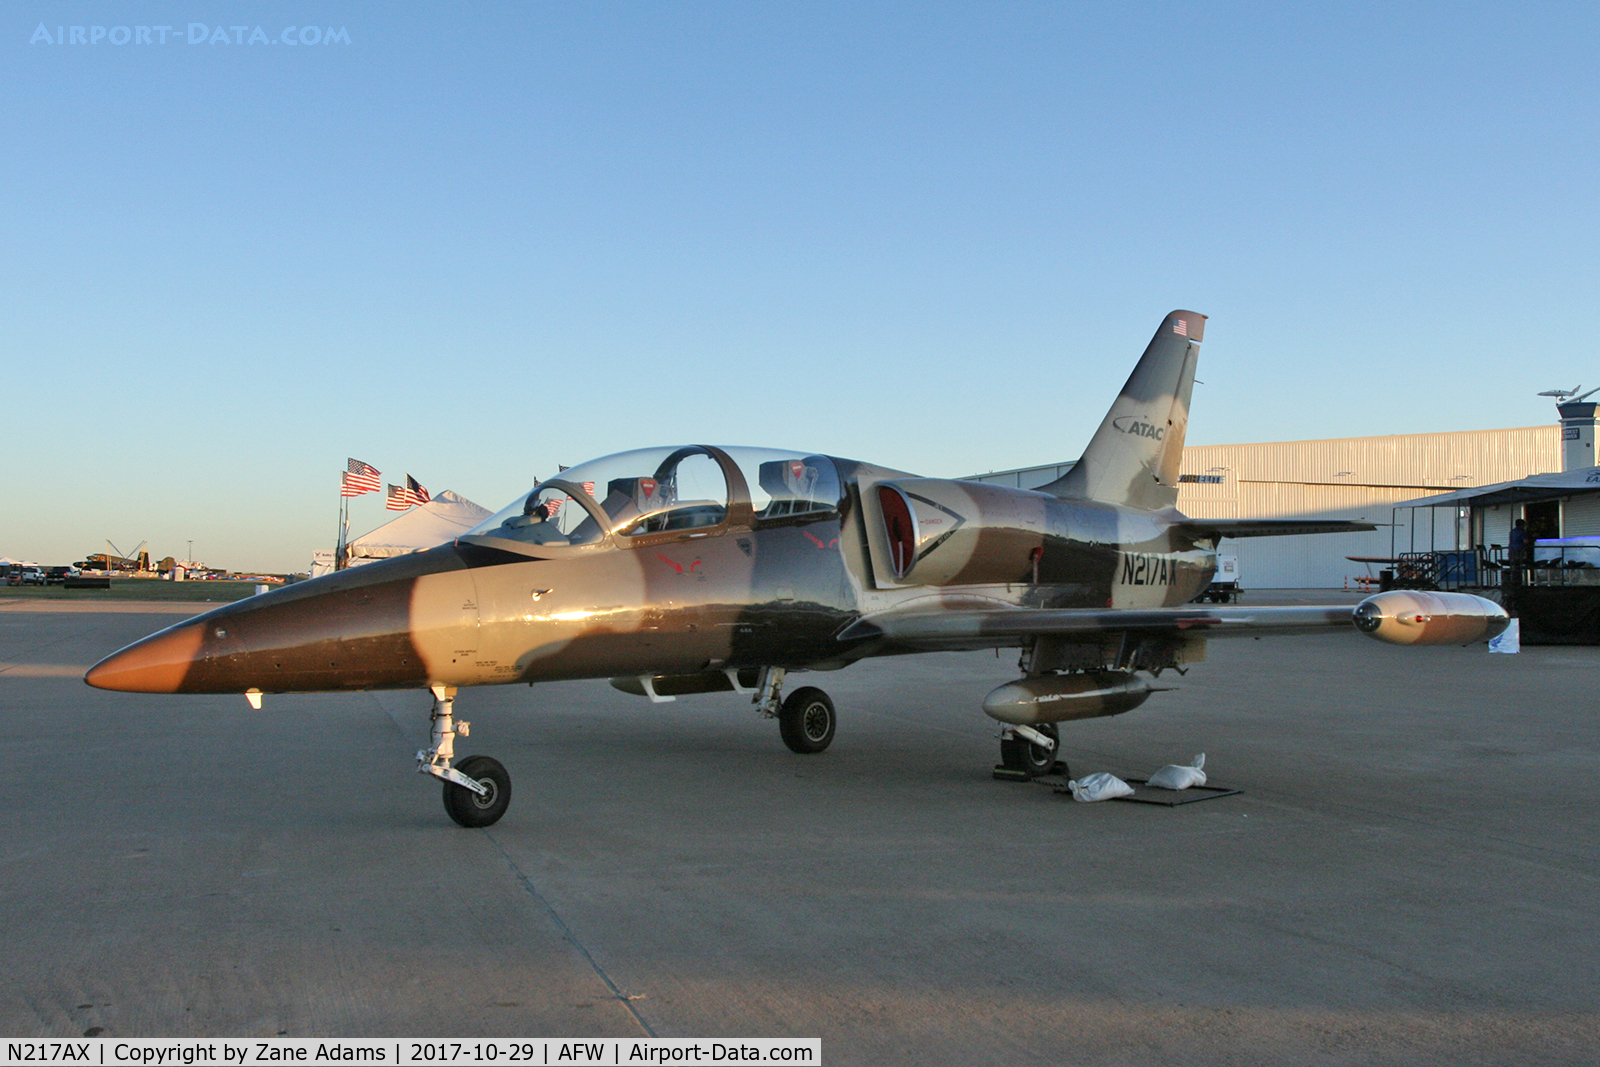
top-left (385, 485), bottom-right (410, 511)
top-left (342, 458), bottom-right (381, 496)
top-left (405, 475), bottom-right (431, 506)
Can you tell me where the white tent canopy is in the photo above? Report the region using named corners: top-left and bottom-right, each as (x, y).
top-left (344, 490), bottom-right (493, 564)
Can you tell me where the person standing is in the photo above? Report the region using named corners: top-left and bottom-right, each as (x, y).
top-left (1508, 518), bottom-right (1529, 586)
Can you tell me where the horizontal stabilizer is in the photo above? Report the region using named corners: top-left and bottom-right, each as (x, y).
top-left (1177, 519), bottom-right (1377, 540)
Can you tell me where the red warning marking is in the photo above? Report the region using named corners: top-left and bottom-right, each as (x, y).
top-left (801, 530), bottom-right (840, 549)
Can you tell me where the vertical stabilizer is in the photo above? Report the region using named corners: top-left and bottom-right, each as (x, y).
top-left (1040, 311), bottom-right (1204, 510)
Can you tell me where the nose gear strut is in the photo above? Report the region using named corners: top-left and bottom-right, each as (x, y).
top-left (418, 685), bottom-right (513, 827)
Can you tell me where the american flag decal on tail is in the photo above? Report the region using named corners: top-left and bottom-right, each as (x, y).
top-left (1174, 318), bottom-right (1188, 337)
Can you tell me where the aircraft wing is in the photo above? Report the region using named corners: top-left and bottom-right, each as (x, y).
top-left (1177, 519), bottom-right (1378, 539)
top-left (837, 601), bottom-right (1357, 652)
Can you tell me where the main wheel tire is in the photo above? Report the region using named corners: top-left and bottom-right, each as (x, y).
top-left (999, 722), bottom-right (1059, 778)
top-left (778, 687), bottom-right (836, 754)
top-left (442, 755), bottom-right (512, 828)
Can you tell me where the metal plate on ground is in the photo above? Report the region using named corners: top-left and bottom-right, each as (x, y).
top-left (1098, 777), bottom-right (1242, 806)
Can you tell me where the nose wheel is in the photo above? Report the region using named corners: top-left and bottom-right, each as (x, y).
top-left (418, 685), bottom-right (514, 827)
top-left (442, 754), bottom-right (512, 827)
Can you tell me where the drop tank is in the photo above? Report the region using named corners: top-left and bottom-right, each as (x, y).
top-left (982, 670), bottom-right (1154, 725)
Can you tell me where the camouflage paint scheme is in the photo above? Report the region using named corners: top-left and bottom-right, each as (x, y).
top-left (84, 311), bottom-right (1498, 703)
top-left (82, 460), bottom-right (1224, 695)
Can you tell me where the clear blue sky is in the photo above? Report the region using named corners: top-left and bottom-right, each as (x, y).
top-left (4, 2), bottom-right (1597, 572)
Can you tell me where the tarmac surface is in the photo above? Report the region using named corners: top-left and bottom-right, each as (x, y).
top-left (2, 594), bottom-right (1597, 1065)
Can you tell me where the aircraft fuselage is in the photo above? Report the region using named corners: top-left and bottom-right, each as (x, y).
top-left (85, 459), bottom-right (1215, 696)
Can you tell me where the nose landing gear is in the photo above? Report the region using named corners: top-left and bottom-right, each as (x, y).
top-left (419, 685), bottom-right (512, 827)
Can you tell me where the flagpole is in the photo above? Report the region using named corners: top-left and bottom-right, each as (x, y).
top-left (335, 478), bottom-right (348, 571)
top-left (335, 459), bottom-right (380, 569)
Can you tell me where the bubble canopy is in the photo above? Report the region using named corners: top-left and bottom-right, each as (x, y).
top-left (464, 445), bottom-right (842, 552)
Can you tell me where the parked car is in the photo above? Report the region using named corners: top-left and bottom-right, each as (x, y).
top-left (20, 566), bottom-right (46, 585)
top-left (44, 566), bottom-right (77, 584)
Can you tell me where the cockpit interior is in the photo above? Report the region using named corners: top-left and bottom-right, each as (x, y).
top-left (466, 445), bottom-right (843, 552)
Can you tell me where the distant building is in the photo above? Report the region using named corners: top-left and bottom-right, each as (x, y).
top-left (968, 425), bottom-right (1567, 588)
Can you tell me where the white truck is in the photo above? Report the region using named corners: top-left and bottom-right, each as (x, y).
top-left (1195, 553), bottom-right (1241, 603)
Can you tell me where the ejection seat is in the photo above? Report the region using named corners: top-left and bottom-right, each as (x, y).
top-left (756, 457), bottom-right (831, 519)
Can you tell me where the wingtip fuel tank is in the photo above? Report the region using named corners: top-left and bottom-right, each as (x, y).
top-left (1352, 590), bottom-right (1510, 646)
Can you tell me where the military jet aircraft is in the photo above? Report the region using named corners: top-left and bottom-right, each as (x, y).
top-left (87, 311), bottom-right (1508, 826)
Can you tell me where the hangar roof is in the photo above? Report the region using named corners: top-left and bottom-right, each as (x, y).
top-left (1393, 467), bottom-right (1600, 509)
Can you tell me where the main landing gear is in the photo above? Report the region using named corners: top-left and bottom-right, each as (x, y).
top-left (754, 667), bottom-right (837, 754)
top-left (995, 723), bottom-right (1065, 781)
top-left (419, 685), bottom-right (512, 828)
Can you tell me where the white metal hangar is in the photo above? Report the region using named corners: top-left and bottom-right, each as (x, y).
top-left (967, 423), bottom-right (1581, 589)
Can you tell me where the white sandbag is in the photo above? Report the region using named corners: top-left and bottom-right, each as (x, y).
top-left (1489, 618), bottom-right (1520, 654)
top-left (1067, 772), bottom-right (1134, 802)
top-left (1146, 753), bottom-right (1207, 790)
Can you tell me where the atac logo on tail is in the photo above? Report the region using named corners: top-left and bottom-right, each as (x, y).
top-left (1112, 415), bottom-right (1165, 440)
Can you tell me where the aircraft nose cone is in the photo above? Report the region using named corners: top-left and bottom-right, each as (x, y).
top-left (85, 621), bottom-right (206, 693)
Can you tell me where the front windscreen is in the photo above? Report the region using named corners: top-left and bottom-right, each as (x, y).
top-left (469, 483), bottom-right (608, 546)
